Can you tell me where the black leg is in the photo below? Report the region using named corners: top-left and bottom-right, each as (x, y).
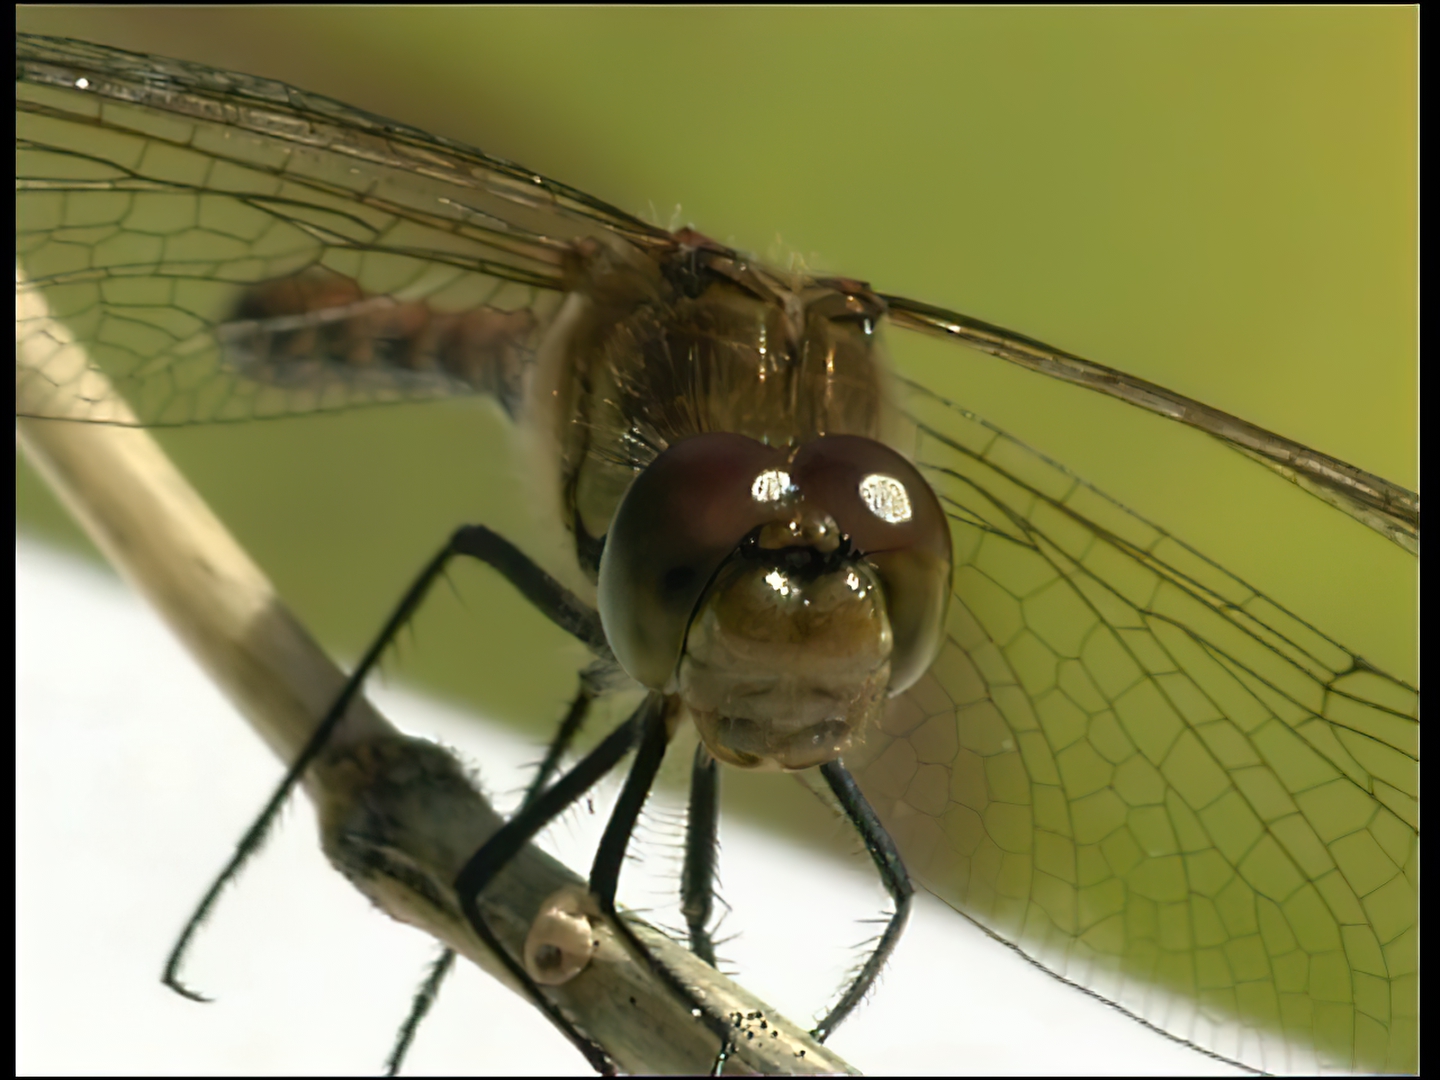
top-left (384, 946), bottom-right (455, 1076)
top-left (385, 668), bottom-right (603, 1074)
top-left (680, 745), bottom-right (720, 966)
top-left (811, 760), bottom-right (914, 1042)
top-left (163, 525), bottom-right (605, 1000)
top-left (588, 702), bottom-right (735, 1064)
top-left (455, 699), bottom-right (651, 1076)
top-left (522, 667), bottom-right (602, 807)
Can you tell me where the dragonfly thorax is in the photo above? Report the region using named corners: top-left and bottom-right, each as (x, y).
top-left (531, 232), bottom-right (900, 580)
top-left (532, 233), bottom-right (955, 769)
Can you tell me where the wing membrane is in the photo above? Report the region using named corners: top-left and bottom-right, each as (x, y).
top-left (883, 295), bottom-right (1419, 554)
top-left (849, 375), bottom-right (1418, 1072)
top-left (18, 32), bottom-right (1419, 1076)
top-left (17, 35), bottom-right (1417, 555)
top-left (15, 33), bottom-right (671, 425)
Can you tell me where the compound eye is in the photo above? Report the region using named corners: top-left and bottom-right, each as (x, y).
top-left (792, 436), bottom-right (952, 692)
top-left (791, 436), bottom-right (940, 555)
top-left (597, 433), bottom-right (789, 689)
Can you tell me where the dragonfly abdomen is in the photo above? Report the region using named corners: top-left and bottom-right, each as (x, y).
top-left (220, 267), bottom-right (541, 416)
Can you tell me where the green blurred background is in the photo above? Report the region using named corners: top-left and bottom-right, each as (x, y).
top-left (17, 9), bottom-right (1418, 848)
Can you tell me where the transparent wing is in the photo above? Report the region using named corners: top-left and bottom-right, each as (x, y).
top-left (16, 33), bottom-right (1419, 558)
top-left (883, 295), bottom-right (1419, 555)
top-left (15, 33), bottom-right (672, 425)
top-left (19, 32), bottom-right (1419, 1074)
top-left (847, 375), bottom-right (1418, 1073)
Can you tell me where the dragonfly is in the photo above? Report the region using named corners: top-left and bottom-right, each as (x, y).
top-left (16, 32), bottom-right (1418, 1075)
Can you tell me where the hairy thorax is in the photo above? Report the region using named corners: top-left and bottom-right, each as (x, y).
top-left (526, 231), bottom-right (904, 580)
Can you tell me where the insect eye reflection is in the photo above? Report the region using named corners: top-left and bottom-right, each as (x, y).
top-left (14, 27), bottom-right (1417, 1077)
top-left (858, 473), bottom-right (912, 524)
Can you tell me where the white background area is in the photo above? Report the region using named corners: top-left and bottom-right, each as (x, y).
top-left (17, 540), bottom-right (1246, 1075)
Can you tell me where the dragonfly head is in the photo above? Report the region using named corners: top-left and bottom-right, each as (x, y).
top-left (597, 432), bottom-right (952, 771)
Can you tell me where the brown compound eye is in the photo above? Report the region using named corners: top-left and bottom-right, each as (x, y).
top-left (597, 433), bottom-right (789, 690)
top-left (792, 436), bottom-right (952, 692)
top-left (598, 432), bottom-right (952, 696)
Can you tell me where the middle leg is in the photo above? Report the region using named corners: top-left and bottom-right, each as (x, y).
top-left (453, 696), bottom-right (650, 1074)
top-left (680, 744), bottom-right (720, 966)
top-left (386, 667), bottom-right (603, 1074)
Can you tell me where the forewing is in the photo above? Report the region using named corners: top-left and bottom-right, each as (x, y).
top-left (847, 376), bottom-right (1418, 1073)
top-left (15, 34), bottom-right (671, 425)
top-left (883, 294), bottom-right (1419, 554)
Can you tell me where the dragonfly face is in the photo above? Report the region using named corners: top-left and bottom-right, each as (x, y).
top-left (601, 430), bottom-right (950, 772)
top-left (16, 21), bottom-right (1417, 1077)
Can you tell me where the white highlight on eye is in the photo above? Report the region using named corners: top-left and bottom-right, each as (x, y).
top-left (752, 468), bottom-right (794, 503)
top-left (764, 569), bottom-right (792, 596)
top-left (858, 473), bottom-right (913, 523)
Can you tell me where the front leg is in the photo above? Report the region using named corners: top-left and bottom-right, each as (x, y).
top-left (811, 760), bottom-right (914, 1041)
top-left (680, 744), bottom-right (721, 966)
top-left (588, 699), bottom-right (738, 1069)
top-left (164, 524), bottom-right (607, 999)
